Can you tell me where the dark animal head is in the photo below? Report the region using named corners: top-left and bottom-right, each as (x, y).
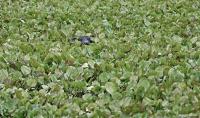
top-left (79, 36), bottom-right (94, 45)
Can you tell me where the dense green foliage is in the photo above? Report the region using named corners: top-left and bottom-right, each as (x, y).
top-left (0, 0), bottom-right (200, 117)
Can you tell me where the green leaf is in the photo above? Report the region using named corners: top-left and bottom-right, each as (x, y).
top-left (71, 80), bottom-right (86, 90)
top-left (172, 35), bottom-right (183, 44)
top-left (0, 69), bottom-right (8, 80)
top-left (137, 79), bottom-right (150, 92)
top-left (99, 72), bottom-right (110, 83)
top-left (120, 97), bottom-right (132, 107)
top-left (27, 79), bottom-right (37, 87)
top-left (21, 65), bottom-right (31, 75)
top-left (168, 67), bottom-right (185, 81)
top-left (105, 82), bottom-right (117, 95)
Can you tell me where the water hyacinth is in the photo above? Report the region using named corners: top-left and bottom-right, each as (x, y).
top-left (0, 0), bottom-right (200, 117)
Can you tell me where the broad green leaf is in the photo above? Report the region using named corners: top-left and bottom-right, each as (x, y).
top-left (172, 35), bottom-right (183, 44)
top-left (105, 82), bottom-right (117, 95)
top-left (0, 69), bottom-right (8, 80)
top-left (27, 79), bottom-right (37, 87)
top-left (71, 80), bottom-right (86, 90)
top-left (120, 97), bottom-right (132, 107)
top-left (137, 79), bottom-right (150, 92)
top-left (21, 65), bottom-right (31, 75)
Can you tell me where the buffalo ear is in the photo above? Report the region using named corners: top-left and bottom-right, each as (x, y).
top-left (90, 40), bottom-right (94, 43)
